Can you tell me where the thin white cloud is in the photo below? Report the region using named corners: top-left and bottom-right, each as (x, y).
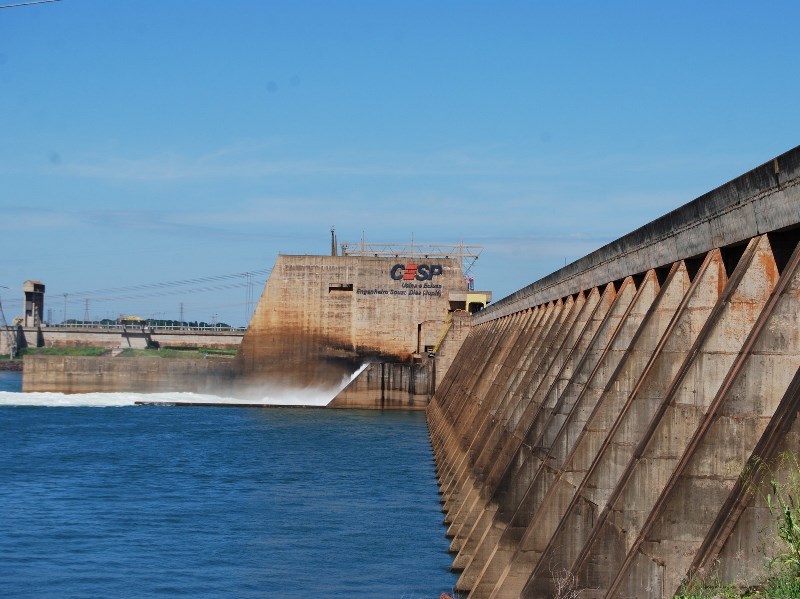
top-left (0, 208), bottom-right (83, 231)
top-left (4, 140), bottom-right (752, 193)
top-left (49, 147), bottom-right (518, 182)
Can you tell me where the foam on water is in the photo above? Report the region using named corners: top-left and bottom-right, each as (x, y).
top-left (0, 363), bottom-right (370, 408)
top-left (0, 390), bottom-right (233, 407)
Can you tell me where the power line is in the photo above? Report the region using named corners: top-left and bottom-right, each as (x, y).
top-left (64, 268), bottom-right (271, 300)
top-left (0, 0), bottom-right (61, 9)
top-left (49, 268), bottom-right (272, 325)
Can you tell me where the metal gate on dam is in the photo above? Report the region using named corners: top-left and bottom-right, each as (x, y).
top-left (428, 145), bottom-right (800, 598)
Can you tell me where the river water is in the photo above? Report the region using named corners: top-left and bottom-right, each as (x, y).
top-left (0, 371), bottom-right (456, 598)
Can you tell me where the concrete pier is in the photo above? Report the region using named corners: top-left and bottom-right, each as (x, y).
top-left (428, 146), bottom-right (800, 598)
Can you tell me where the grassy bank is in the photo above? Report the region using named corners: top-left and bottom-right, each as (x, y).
top-left (19, 347), bottom-right (107, 357)
top-left (117, 348), bottom-right (237, 359)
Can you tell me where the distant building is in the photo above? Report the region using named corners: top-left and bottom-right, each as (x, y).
top-left (23, 280), bottom-right (45, 328)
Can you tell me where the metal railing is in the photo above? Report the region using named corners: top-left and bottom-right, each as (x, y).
top-left (340, 241), bottom-right (481, 260)
top-left (41, 323), bottom-right (247, 333)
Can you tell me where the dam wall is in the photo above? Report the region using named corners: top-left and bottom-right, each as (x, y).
top-left (329, 361), bottom-right (433, 409)
top-left (18, 250), bottom-right (482, 401)
top-left (428, 145), bottom-right (800, 598)
top-left (1, 326), bottom-right (242, 355)
top-left (23, 355), bottom-right (237, 394)
top-left (329, 311), bottom-right (473, 409)
top-left (238, 253), bottom-right (477, 392)
top-left (16, 328), bottom-right (244, 395)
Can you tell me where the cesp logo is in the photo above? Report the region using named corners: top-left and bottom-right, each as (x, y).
top-left (390, 263), bottom-right (443, 281)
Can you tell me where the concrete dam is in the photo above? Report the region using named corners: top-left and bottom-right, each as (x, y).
top-left (20, 240), bottom-right (491, 405)
top-left (428, 146), bottom-right (800, 598)
top-left (14, 143), bottom-right (800, 596)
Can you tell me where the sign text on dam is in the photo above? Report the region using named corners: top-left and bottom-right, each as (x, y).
top-left (357, 283), bottom-right (443, 298)
top-left (389, 263), bottom-right (444, 281)
top-left (358, 262), bottom-right (446, 297)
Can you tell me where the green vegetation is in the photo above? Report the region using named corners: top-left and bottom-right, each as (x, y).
top-left (13, 346), bottom-right (237, 359)
top-left (674, 452), bottom-right (800, 599)
top-left (61, 318), bottom-right (241, 330)
top-left (200, 347), bottom-right (238, 356)
top-left (157, 346), bottom-right (238, 356)
top-left (117, 347), bottom-right (237, 359)
top-left (762, 575), bottom-right (800, 598)
top-left (18, 347), bottom-right (108, 357)
top-left (674, 578), bottom-right (800, 599)
top-left (764, 452), bottom-right (800, 597)
top-left (674, 582), bottom-right (740, 598)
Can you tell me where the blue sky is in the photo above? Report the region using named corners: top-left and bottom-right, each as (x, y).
top-left (1, 1), bottom-right (798, 327)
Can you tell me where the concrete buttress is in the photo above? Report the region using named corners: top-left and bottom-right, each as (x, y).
top-left (428, 147), bottom-right (800, 598)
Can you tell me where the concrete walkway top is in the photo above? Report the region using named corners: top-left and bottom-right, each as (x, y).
top-left (478, 144), bottom-right (800, 322)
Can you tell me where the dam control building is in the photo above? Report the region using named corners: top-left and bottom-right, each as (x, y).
top-left (237, 240), bottom-right (492, 406)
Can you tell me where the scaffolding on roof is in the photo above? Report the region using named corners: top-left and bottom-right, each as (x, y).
top-left (339, 239), bottom-right (482, 276)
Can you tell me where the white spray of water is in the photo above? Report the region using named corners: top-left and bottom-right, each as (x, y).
top-left (0, 390), bottom-right (224, 408)
top-left (0, 363), bottom-right (370, 408)
top-left (239, 362), bottom-right (369, 406)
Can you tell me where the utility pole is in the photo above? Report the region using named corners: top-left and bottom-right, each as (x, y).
top-left (63, 293), bottom-right (68, 325)
top-left (179, 302), bottom-right (184, 329)
top-left (244, 272), bottom-right (252, 325)
top-left (83, 298), bottom-right (90, 323)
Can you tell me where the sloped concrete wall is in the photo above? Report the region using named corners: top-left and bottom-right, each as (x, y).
top-left (428, 146), bottom-right (800, 598)
top-left (238, 255), bottom-right (465, 390)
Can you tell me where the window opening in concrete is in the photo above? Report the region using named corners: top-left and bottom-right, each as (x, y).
top-left (654, 265), bottom-right (672, 286)
top-left (767, 226), bottom-right (800, 276)
top-left (328, 283), bottom-right (353, 293)
top-left (468, 302), bottom-right (484, 314)
top-left (720, 242), bottom-right (749, 278)
top-left (684, 254), bottom-right (706, 282)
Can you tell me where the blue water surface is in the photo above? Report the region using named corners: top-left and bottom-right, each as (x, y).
top-left (0, 383), bottom-right (456, 598)
top-left (0, 370), bottom-right (22, 392)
